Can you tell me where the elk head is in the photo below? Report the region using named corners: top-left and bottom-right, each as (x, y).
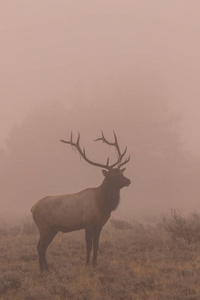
top-left (60, 131), bottom-right (131, 189)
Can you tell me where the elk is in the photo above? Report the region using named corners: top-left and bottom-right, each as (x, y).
top-left (31, 132), bottom-right (131, 271)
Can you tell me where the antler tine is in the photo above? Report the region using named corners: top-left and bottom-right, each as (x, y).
top-left (118, 155), bottom-right (131, 169)
top-left (77, 132), bottom-right (80, 145)
top-left (121, 146), bottom-right (127, 158)
top-left (95, 131), bottom-right (130, 169)
top-left (60, 132), bottom-right (112, 170)
top-left (95, 131), bottom-right (113, 146)
top-left (70, 131), bottom-right (73, 143)
top-left (113, 131), bottom-right (117, 143)
top-left (113, 131), bottom-right (121, 160)
top-left (60, 132), bottom-right (77, 149)
top-left (106, 157), bottom-right (109, 167)
top-left (94, 131), bottom-right (106, 143)
top-left (113, 132), bottom-right (130, 169)
top-left (61, 132), bottom-right (130, 170)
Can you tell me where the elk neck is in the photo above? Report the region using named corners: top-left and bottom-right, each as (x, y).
top-left (97, 177), bottom-right (121, 214)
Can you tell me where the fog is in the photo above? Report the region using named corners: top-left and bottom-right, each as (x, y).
top-left (0, 1), bottom-right (200, 221)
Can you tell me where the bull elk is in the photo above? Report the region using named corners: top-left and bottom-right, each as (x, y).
top-left (31, 132), bottom-right (131, 271)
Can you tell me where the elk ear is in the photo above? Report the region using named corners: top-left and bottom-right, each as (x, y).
top-left (102, 170), bottom-right (108, 177)
top-left (120, 168), bottom-right (126, 174)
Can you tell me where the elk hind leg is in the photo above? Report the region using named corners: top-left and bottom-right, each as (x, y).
top-left (37, 228), bottom-right (57, 271)
top-left (92, 227), bottom-right (102, 267)
top-left (85, 227), bottom-right (93, 265)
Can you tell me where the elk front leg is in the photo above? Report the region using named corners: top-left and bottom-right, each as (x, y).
top-left (92, 227), bottom-right (102, 267)
top-left (85, 227), bottom-right (93, 265)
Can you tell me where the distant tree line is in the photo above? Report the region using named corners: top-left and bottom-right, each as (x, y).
top-left (0, 76), bottom-right (200, 217)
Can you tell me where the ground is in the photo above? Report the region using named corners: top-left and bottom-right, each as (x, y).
top-left (0, 217), bottom-right (200, 300)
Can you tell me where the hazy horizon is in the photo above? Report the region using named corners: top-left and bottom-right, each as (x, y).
top-left (1, 1), bottom-right (200, 221)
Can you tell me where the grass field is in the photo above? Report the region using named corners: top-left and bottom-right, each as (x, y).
top-left (0, 217), bottom-right (200, 300)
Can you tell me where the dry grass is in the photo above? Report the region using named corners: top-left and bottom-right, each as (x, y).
top-left (1, 217), bottom-right (200, 300)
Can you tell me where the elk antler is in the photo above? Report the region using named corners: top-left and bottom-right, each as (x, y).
top-left (60, 132), bottom-right (130, 170)
top-left (60, 132), bottom-right (112, 170)
top-left (95, 131), bottom-right (130, 169)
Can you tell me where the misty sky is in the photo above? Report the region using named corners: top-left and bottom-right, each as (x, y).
top-left (1, 0), bottom-right (200, 155)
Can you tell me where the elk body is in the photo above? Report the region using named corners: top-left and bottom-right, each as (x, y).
top-left (31, 132), bottom-right (131, 271)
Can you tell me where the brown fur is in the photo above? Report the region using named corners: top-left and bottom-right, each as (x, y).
top-left (31, 168), bottom-right (131, 271)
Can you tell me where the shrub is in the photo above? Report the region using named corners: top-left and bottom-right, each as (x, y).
top-left (163, 209), bottom-right (200, 244)
top-left (0, 271), bottom-right (22, 295)
top-left (109, 218), bottom-right (133, 230)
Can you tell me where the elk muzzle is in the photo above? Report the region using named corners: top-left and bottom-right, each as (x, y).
top-left (123, 177), bottom-right (131, 187)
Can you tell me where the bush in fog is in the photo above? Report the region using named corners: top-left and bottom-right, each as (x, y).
top-left (0, 224), bottom-right (21, 237)
top-left (109, 218), bottom-right (133, 230)
top-left (163, 209), bottom-right (200, 244)
top-left (22, 218), bottom-right (37, 235)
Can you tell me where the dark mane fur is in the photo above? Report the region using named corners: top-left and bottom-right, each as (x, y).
top-left (98, 180), bottom-right (121, 214)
